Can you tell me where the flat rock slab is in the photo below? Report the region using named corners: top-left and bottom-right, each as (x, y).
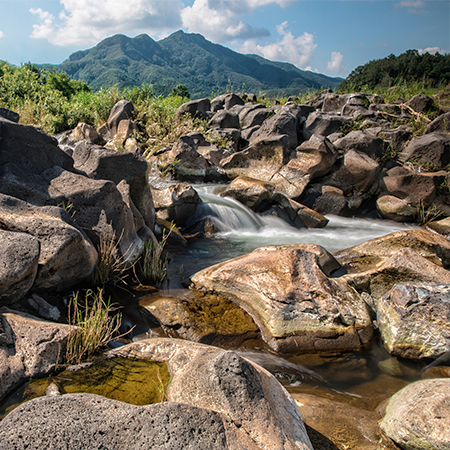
top-left (191, 244), bottom-right (373, 352)
top-left (377, 282), bottom-right (450, 359)
top-left (380, 379), bottom-right (450, 450)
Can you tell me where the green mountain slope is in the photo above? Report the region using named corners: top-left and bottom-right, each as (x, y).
top-left (55, 31), bottom-right (342, 98)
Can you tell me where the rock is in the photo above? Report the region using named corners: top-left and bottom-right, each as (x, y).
top-left (334, 130), bottom-right (386, 160)
top-left (376, 195), bottom-right (417, 222)
top-left (0, 230), bottom-right (39, 306)
top-left (191, 244), bottom-right (372, 353)
top-left (374, 126), bottom-right (413, 152)
top-left (142, 291), bottom-right (259, 346)
top-left (71, 140), bottom-right (155, 230)
top-left (326, 150), bottom-right (380, 197)
top-left (302, 184), bottom-right (347, 216)
top-left (334, 229), bottom-right (450, 272)
top-left (0, 194), bottom-right (97, 292)
top-left (221, 137), bottom-right (287, 182)
top-left (176, 98), bottom-right (211, 119)
top-left (208, 110), bottom-right (240, 129)
top-left (106, 100), bottom-right (134, 136)
top-left (406, 94), bottom-right (434, 113)
top-left (112, 338), bottom-right (314, 450)
top-left (70, 122), bottom-right (103, 145)
top-left (380, 379), bottom-right (450, 450)
top-left (205, 128), bottom-right (242, 154)
top-left (0, 309), bottom-right (76, 400)
top-left (303, 111), bottom-right (351, 139)
top-left (0, 117), bottom-right (73, 175)
top-left (425, 111), bottom-right (450, 134)
top-left (322, 93), bottom-right (349, 113)
top-left (151, 184), bottom-right (201, 226)
top-left (238, 104), bottom-right (270, 129)
top-left (399, 132), bottom-right (450, 170)
top-left (0, 107), bottom-right (20, 123)
top-left (0, 394), bottom-right (255, 450)
top-left (426, 216), bottom-right (450, 237)
top-left (27, 294), bottom-right (61, 322)
top-left (210, 93), bottom-right (245, 111)
top-left (380, 168), bottom-right (447, 207)
top-left (113, 119), bottom-right (139, 147)
top-left (250, 108), bottom-right (300, 150)
top-left (42, 167), bottom-right (142, 264)
top-left (377, 282), bottom-right (450, 359)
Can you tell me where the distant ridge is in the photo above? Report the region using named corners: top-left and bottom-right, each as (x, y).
top-left (52, 30), bottom-right (342, 98)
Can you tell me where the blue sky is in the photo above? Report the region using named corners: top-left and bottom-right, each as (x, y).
top-left (0, 0), bottom-right (448, 78)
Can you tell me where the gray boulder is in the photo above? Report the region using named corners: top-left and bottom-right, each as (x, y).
top-left (238, 104), bottom-right (270, 129)
top-left (0, 194), bottom-right (97, 292)
top-left (210, 93), bottom-right (245, 112)
top-left (333, 130), bottom-right (387, 160)
top-left (303, 111), bottom-right (351, 139)
top-left (377, 282), bottom-right (450, 359)
top-left (176, 98), bottom-right (211, 119)
top-left (106, 100), bottom-right (134, 136)
top-left (406, 94), bottom-right (434, 113)
top-left (0, 230), bottom-right (39, 306)
top-left (380, 379), bottom-right (450, 450)
top-left (0, 309), bottom-right (75, 400)
top-left (0, 107), bottom-right (20, 123)
top-left (207, 110), bottom-right (240, 129)
top-left (399, 132), bottom-right (450, 170)
top-left (425, 111), bottom-right (450, 134)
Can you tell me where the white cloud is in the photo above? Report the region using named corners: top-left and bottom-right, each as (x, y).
top-left (30, 0), bottom-right (183, 47)
top-left (395, 1), bottom-right (426, 13)
top-left (0, 31), bottom-right (5, 39)
top-left (239, 21), bottom-right (317, 69)
top-left (326, 51), bottom-right (346, 74)
top-left (418, 47), bottom-right (447, 55)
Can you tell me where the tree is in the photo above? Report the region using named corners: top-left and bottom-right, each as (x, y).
top-left (171, 84), bottom-right (190, 99)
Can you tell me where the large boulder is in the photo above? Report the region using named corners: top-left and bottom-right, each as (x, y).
top-left (399, 132), bottom-right (450, 170)
top-left (210, 93), bottom-right (245, 112)
top-left (377, 282), bottom-right (450, 359)
top-left (106, 100), bottom-right (135, 136)
top-left (111, 338), bottom-right (314, 450)
top-left (333, 130), bottom-right (386, 160)
top-left (238, 104), bottom-right (270, 129)
top-left (303, 111), bottom-right (351, 139)
top-left (42, 167), bottom-right (142, 263)
top-left (191, 244), bottom-right (373, 353)
top-left (208, 110), bottom-right (240, 129)
top-left (176, 98), bottom-right (211, 119)
top-left (406, 94), bottom-right (434, 113)
top-left (380, 379), bottom-right (450, 450)
top-left (0, 230), bottom-right (40, 306)
top-left (376, 195), bottom-right (418, 222)
top-left (0, 309), bottom-right (76, 400)
top-left (0, 194), bottom-right (97, 292)
top-left (425, 111), bottom-right (450, 134)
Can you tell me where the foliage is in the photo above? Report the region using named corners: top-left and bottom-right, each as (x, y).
top-left (171, 84), bottom-right (190, 99)
top-left (137, 227), bottom-right (173, 286)
top-left (338, 50), bottom-right (450, 93)
top-left (65, 289), bottom-right (123, 365)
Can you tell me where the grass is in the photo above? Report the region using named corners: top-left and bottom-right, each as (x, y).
top-left (65, 289), bottom-right (123, 365)
top-left (414, 199), bottom-right (445, 225)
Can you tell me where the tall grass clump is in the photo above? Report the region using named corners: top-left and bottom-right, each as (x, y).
top-left (65, 289), bottom-right (122, 365)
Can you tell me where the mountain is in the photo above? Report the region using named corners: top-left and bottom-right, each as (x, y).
top-left (54, 31), bottom-right (343, 99)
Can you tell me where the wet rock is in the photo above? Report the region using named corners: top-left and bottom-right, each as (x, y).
top-left (0, 230), bottom-right (39, 307)
top-left (377, 282), bottom-right (450, 359)
top-left (302, 184), bottom-right (347, 216)
top-left (0, 309), bottom-right (76, 400)
top-left (112, 338), bottom-right (314, 450)
top-left (0, 194), bottom-right (97, 292)
top-left (380, 379), bottom-right (450, 450)
top-left (191, 244), bottom-right (372, 353)
top-left (334, 130), bottom-right (386, 160)
top-left (376, 195), bottom-right (417, 222)
top-left (151, 183), bottom-right (201, 227)
top-left (399, 132), bottom-right (450, 170)
top-left (142, 291), bottom-right (259, 346)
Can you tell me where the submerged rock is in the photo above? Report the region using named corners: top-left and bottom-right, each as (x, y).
top-left (191, 244), bottom-right (373, 353)
top-left (380, 379), bottom-right (450, 450)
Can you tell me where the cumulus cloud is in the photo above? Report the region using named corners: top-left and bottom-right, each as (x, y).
top-left (418, 47), bottom-right (447, 55)
top-left (0, 31), bottom-right (5, 39)
top-left (29, 0), bottom-right (183, 47)
top-left (239, 21), bottom-right (317, 70)
top-left (326, 51), bottom-right (346, 74)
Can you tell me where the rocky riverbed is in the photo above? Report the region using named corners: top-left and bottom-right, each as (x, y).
top-left (1, 88), bottom-right (450, 449)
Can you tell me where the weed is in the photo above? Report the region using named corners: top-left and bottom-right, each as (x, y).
top-left (65, 289), bottom-right (123, 365)
top-left (414, 199), bottom-right (445, 225)
top-left (338, 117), bottom-right (366, 135)
top-left (205, 133), bottom-right (232, 148)
top-left (92, 231), bottom-right (129, 287)
top-left (137, 226), bottom-right (174, 286)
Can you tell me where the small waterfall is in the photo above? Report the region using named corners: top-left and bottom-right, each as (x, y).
top-left (196, 192), bottom-right (265, 232)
